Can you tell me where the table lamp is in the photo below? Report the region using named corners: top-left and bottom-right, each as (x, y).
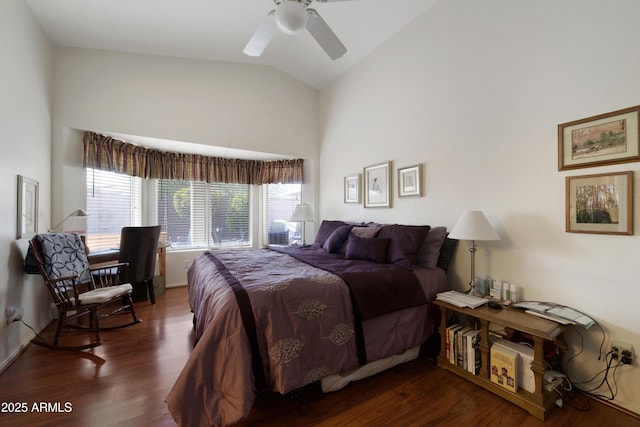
top-left (49, 209), bottom-right (88, 232)
top-left (448, 210), bottom-right (500, 296)
top-left (289, 203), bottom-right (314, 245)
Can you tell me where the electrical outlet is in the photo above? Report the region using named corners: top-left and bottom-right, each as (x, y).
top-left (5, 306), bottom-right (24, 325)
top-left (611, 339), bottom-right (634, 365)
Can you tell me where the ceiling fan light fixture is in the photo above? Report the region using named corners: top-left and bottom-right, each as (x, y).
top-left (275, 0), bottom-right (308, 35)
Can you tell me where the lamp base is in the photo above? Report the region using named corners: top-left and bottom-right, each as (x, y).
top-left (467, 285), bottom-right (484, 297)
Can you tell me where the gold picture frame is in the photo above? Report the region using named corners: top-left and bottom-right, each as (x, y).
top-left (558, 105), bottom-right (640, 170)
top-left (566, 171), bottom-right (633, 235)
top-left (18, 175), bottom-right (39, 239)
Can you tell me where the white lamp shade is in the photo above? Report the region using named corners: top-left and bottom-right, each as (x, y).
top-left (289, 203), bottom-right (314, 222)
top-left (275, 0), bottom-right (308, 35)
top-left (72, 209), bottom-right (89, 217)
top-left (448, 210), bottom-right (500, 241)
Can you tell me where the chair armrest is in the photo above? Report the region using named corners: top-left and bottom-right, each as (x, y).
top-left (90, 262), bottom-right (129, 288)
top-left (89, 262), bottom-right (128, 273)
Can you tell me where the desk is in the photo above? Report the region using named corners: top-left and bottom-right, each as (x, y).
top-left (87, 243), bottom-right (168, 277)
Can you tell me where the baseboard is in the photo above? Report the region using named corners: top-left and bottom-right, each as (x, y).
top-left (0, 333), bottom-right (32, 375)
top-left (587, 394), bottom-right (640, 421)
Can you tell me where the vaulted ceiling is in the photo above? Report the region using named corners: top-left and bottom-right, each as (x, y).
top-left (25, 0), bottom-right (438, 89)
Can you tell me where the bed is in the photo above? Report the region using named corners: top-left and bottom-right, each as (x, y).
top-left (166, 221), bottom-right (456, 427)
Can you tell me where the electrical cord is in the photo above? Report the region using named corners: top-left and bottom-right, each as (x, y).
top-left (14, 318), bottom-right (49, 345)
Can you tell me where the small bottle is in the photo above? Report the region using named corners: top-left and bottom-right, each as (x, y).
top-left (502, 282), bottom-right (510, 301)
top-left (510, 283), bottom-right (518, 303)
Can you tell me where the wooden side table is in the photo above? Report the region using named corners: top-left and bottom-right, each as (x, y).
top-left (434, 300), bottom-right (565, 420)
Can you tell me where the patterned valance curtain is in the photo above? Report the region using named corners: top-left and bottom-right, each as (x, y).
top-left (83, 131), bottom-right (303, 184)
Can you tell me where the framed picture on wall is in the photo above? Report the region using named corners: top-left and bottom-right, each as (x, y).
top-left (566, 171), bottom-right (633, 235)
top-left (398, 164), bottom-right (422, 197)
top-left (344, 174), bottom-right (361, 203)
top-left (17, 175), bottom-right (39, 239)
top-left (364, 161), bottom-right (391, 208)
top-left (558, 105), bottom-right (640, 170)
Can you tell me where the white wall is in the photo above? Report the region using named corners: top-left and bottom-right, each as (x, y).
top-left (51, 47), bottom-right (320, 286)
top-left (319, 0), bottom-right (640, 415)
top-left (0, 0), bottom-right (52, 370)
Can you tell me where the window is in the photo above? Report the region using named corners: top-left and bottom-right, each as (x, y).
top-left (86, 168), bottom-right (142, 251)
top-left (263, 183), bottom-right (302, 245)
top-left (157, 180), bottom-right (250, 249)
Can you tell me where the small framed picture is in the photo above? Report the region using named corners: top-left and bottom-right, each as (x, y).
top-left (18, 175), bottom-right (39, 239)
top-left (398, 164), bottom-right (422, 197)
top-left (364, 161), bottom-right (391, 208)
top-left (558, 105), bottom-right (640, 170)
top-left (344, 174), bottom-right (361, 203)
top-left (566, 171), bottom-right (633, 235)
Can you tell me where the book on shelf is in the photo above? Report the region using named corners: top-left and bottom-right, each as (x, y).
top-left (492, 338), bottom-right (535, 393)
top-left (456, 327), bottom-right (472, 368)
top-left (446, 324), bottom-right (463, 364)
top-left (464, 329), bottom-right (481, 375)
top-left (490, 344), bottom-right (518, 392)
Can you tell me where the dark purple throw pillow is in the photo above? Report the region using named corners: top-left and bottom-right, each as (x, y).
top-left (377, 224), bottom-right (431, 267)
top-left (314, 220), bottom-right (349, 246)
top-left (344, 234), bottom-right (390, 264)
top-left (323, 225), bottom-right (354, 253)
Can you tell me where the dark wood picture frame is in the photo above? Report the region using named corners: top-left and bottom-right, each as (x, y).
top-left (566, 171), bottom-right (633, 235)
top-left (558, 105), bottom-right (640, 171)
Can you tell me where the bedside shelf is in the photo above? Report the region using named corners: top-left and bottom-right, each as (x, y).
top-left (434, 300), bottom-right (566, 420)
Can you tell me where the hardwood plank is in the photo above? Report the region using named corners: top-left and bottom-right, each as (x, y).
top-left (0, 286), bottom-right (637, 426)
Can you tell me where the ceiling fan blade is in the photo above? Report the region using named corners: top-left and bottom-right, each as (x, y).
top-left (243, 10), bottom-right (276, 57)
top-left (306, 9), bottom-right (347, 60)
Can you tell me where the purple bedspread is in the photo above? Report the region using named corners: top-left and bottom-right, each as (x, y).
top-left (273, 245), bottom-right (427, 320)
top-left (166, 248), bottom-right (443, 427)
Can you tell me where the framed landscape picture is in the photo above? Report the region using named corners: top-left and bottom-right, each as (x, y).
top-left (364, 161), bottom-right (391, 208)
top-left (558, 105), bottom-right (640, 170)
top-left (566, 171), bottom-right (633, 235)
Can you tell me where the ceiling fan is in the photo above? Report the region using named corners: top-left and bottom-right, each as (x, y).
top-left (243, 0), bottom-right (353, 60)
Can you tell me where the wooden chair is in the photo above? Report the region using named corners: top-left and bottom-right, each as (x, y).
top-left (29, 233), bottom-right (141, 350)
top-left (118, 226), bottom-right (161, 304)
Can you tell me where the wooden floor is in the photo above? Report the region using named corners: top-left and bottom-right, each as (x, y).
top-left (1, 286), bottom-right (638, 427)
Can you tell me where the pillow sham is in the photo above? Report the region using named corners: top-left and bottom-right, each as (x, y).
top-left (416, 226), bottom-right (447, 268)
top-left (377, 224), bottom-right (430, 267)
top-left (344, 234), bottom-right (389, 264)
top-left (323, 225), bottom-right (354, 253)
top-left (351, 226), bottom-right (381, 239)
top-left (314, 220), bottom-right (349, 246)
top-left (437, 237), bottom-right (458, 271)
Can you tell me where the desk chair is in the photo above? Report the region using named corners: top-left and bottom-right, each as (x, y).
top-left (29, 233), bottom-right (140, 350)
top-left (119, 226), bottom-right (161, 304)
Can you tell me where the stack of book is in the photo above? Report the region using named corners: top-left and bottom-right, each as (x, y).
top-left (445, 324), bottom-right (481, 374)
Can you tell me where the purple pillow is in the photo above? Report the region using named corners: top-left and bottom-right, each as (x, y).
top-left (377, 224), bottom-right (431, 267)
top-left (323, 225), bottom-right (353, 253)
top-left (416, 226), bottom-right (447, 268)
top-left (345, 234), bottom-right (389, 264)
top-left (314, 220), bottom-right (349, 246)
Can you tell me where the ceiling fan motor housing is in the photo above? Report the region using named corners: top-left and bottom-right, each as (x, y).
top-left (275, 0), bottom-right (309, 34)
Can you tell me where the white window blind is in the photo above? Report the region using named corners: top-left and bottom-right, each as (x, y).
top-left (157, 180), bottom-right (250, 249)
top-left (86, 168), bottom-right (142, 251)
top-left (263, 183), bottom-right (302, 245)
